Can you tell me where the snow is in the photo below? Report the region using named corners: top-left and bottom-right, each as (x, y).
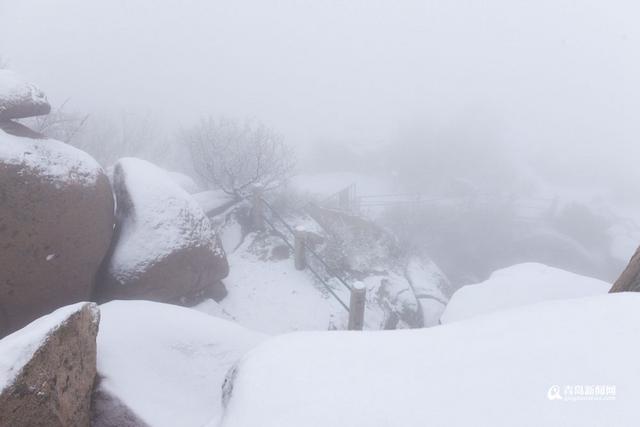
top-left (193, 190), bottom-right (236, 215)
top-left (219, 293), bottom-right (640, 427)
top-left (405, 257), bottom-right (450, 301)
top-left (167, 171), bottom-right (201, 194)
top-left (0, 129), bottom-right (101, 185)
top-left (0, 70), bottom-right (48, 115)
top-left (0, 302), bottom-right (96, 393)
top-left (215, 234), bottom-right (347, 333)
top-left (441, 263), bottom-right (610, 324)
top-left (106, 158), bottom-right (224, 284)
top-left (96, 300), bottom-right (265, 427)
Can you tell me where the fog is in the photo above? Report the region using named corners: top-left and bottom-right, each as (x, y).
top-left (4, 4), bottom-right (640, 420)
top-left (2, 0), bottom-right (640, 284)
top-left (2, 1), bottom-right (639, 185)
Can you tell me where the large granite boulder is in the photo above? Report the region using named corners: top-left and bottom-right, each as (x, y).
top-left (0, 127), bottom-right (115, 337)
top-left (0, 302), bottom-right (100, 427)
top-left (95, 158), bottom-right (228, 304)
top-left (0, 70), bottom-right (50, 121)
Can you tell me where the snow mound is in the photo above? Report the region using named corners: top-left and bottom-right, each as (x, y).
top-left (0, 70), bottom-right (50, 120)
top-left (220, 293), bottom-right (640, 427)
top-left (0, 129), bottom-right (102, 185)
top-left (0, 302), bottom-right (97, 393)
top-left (96, 300), bottom-right (265, 427)
top-left (193, 190), bottom-right (236, 216)
top-left (167, 171), bottom-right (201, 194)
top-left (441, 263), bottom-right (610, 323)
top-left (106, 158), bottom-right (224, 285)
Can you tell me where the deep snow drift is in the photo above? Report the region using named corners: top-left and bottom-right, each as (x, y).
top-left (219, 293), bottom-right (639, 427)
top-left (441, 263), bottom-right (610, 323)
top-left (96, 300), bottom-right (265, 427)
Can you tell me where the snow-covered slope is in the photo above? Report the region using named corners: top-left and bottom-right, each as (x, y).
top-left (441, 263), bottom-right (610, 323)
top-left (96, 301), bottom-right (265, 427)
top-left (219, 293), bottom-right (640, 427)
top-left (198, 233), bottom-right (347, 333)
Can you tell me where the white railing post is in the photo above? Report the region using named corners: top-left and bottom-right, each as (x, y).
top-left (348, 281), bottom-right (366, 330)
top-left (294, 226), bottom-right (306, 270)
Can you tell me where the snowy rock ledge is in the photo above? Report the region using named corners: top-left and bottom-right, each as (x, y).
top-left (219, 294), bottom-right (640, 427)
top-left (0, 302), bottom-right (100, 427)
top-left (96, 158), bottom-right (228, 304)
top-left (0, 70), bottom-right (50, 121)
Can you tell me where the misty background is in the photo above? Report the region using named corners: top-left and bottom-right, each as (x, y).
top-left (2, 0), bottom-right (639, 287)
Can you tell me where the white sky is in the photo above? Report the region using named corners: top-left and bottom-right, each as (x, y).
top-left (1, 0), bottom-right (639, 190)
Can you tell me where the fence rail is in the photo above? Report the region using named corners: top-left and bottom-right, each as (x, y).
top-left (258, 196), bottom-right (351, 312)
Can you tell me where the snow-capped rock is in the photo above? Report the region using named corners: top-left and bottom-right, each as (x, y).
top-left (219, 293), bottom-right (640, 427)
top-left (0, 70), bottom-right (50, 121)
top-left (0, 128), bottom-right (114, 336)
top-left (0, 302), bottom-right (99, 427)
top-left (441, 263), bottom-right (610, 323)
top-left (93, 300), bottom-right (265, 427)
top-left (96, 158), bottom-right (228, 304)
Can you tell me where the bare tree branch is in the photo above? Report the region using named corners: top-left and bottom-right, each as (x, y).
top-left (184, 117), bottom-right (296, 197)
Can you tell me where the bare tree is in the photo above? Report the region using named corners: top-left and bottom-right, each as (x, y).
top-left (0, 56), bottom-right (7, 69)
top-left (185, 117), bottom-right (295, 196)
top-left (21, 99), bottom-right (89, 142)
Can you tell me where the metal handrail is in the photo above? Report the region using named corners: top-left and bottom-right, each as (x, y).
top-left (259, 199), bottom-right (350, 312)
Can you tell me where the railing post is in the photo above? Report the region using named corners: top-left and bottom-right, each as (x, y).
top-left (294, 226), bottom-right (306, 270)
top-left (348, 281), bottom-right (366, 330)
top-left (251, 184), bottom-right (264, 231)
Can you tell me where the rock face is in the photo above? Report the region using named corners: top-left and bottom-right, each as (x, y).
top-left (0, 70), bottom-right (50, 121)
top-left (0, 302), bottom-right (100, 427)
top-left (96, 158), bottom-right (228, 304)
top-left (0, 128), bottom-right (115, 337)
top-left (609, 246), bottom-right (640, 292)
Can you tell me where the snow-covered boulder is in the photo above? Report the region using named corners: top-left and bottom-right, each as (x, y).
top-left (0, 128), bottom-right (115, 337)
top-left (0, 302), bottom-right (99, 427)
top-left (96, 158), bottom-right (229, 304)
top-left (93, 300), bottom-right (265, 427)
top-left (0, 70), bottom-right (50, 121)
top-left (219, 293), bottom-right (640, 427)
top-left (441, 263), bottom-right (610, 323)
